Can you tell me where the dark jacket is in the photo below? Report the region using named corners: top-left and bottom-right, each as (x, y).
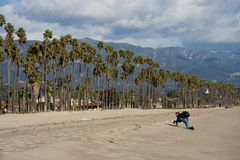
top-left (176, 113), bottom-right (188, 122)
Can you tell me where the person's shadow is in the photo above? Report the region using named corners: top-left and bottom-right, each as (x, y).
top-left (166, 123), bottom-right (177, 127)
top-left (166, 123), bottom-right (194, 130)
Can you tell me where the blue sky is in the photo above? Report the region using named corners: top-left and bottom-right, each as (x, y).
top-left (0, 0), bottom-right (10, 5)
top-left (0, 0), bottom-right (240, 51)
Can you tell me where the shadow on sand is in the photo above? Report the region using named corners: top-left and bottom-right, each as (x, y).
top-left (166, 123), bottom-right (177, 127)
top-left (166, 123), bottom-right (195, 130)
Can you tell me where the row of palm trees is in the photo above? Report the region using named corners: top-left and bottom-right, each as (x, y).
top-left (0, 14), bottom-right (238, 113)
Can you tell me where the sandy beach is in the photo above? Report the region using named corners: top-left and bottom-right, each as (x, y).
top-left (0, 107), bottom-right (240, 160)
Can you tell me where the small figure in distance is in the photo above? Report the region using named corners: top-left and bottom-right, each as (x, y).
top-left (173, 111), bottom-right (194, 130)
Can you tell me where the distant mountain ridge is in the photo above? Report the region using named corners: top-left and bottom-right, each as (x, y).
top-left (0, 38), bottom-right (239, 87)
top-left (80, 38), bottom-right (240, 86)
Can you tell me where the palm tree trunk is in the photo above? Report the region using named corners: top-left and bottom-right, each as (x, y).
top-left (25, 74), bottom-right (29, 112)
top-left (17, 65), bottom-right (21, 112)
top-left (12, 64), bottom-right (17, 112)
top-left (141, 84), bottom-right (144, 109)
top-left (123, 80), bottom-right (126, 108)
top-left (53, 70), bottom-right (57, 111)
top-left (136, 85), bottom-right (140, 109)
top-left (105, 78), bottom-right (109, 109)
top-left (71, 61), bottom-right (75, 110)
top-left (44, 63), bottom-right (47, 111)
top-left (7, 56), bottom-right (11, 112)
top-left (78, 63), bottom-right (82, 109)
top-left (114, 79), bottom-right (117, 109)
top-left (60, 66), bottom-right (64, 111)
top-left (107, 78), bottom-right (110, 109)
top-left (120, 79), bottom-right (124, 109)
top-left (97, 75), bottom-right (100, 109)
top-left (43, 44), bottom-right (48, 112)
top-left (125, 79), bottom-right (128, 108)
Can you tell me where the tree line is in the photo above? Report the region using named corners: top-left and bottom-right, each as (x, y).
top-left (0, 14), bottom-right (238, 113)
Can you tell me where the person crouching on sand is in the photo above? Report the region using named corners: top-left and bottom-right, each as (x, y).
top-left (173, 111), bottom-right (194, 130)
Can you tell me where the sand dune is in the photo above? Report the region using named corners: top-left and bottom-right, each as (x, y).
top-left (0, 107), bottom-right (239, 160)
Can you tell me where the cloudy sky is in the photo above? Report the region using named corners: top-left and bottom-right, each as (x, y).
top-left (0, 0), bottom-right (240, 50)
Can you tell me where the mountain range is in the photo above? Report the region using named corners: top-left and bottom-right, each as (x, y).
top-left (81, 38), bottom-right (240, 87)
top-left (0, 38), bottom-right (239, 87)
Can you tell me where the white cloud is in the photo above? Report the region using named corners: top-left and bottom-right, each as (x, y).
top-left (0, 0), bottom-right (240, 48)
top-left (0, 3), bottom-right (111, 41)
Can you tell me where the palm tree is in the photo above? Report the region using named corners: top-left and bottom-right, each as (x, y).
top-left (12, 47), bottom-right (23, 112)
top-left (59, 35), bottom-right (70, 110)
top-left (105, 45), bottom-right (114, 109)
top-left (50, 38), bottom-right (61, 110)
top-left (119, 50), bottom-right (135, 108)
top-left (28, 69), bottom-right (41, 112)
top-left (76, 43), bottom-right (86, 109)
top-left (86, 44), bottom-right (96, 106)
top-left (24, 43), bottom-right (41, 112)
top-left (97, 41), bottom-right (104, 56)
top-left (135, 68), bottom-right (147, 108)
top-left (186, 75), bottom-right (200, 108)
top-left (69, 38), bottom-right (79, 110)
top-left (103, 61), bottom-right (111, 109)
top-left (0, 14), bottom-right (6, 84)
top-left (43, 29), bottom-right (53, 111)
top-left (15, 27), bottom-right (27, 112)
top-left (81, 43), bottom-right (96, 107)
top-left (93, 54), bottom-right (104, 109)
top-left (151, 69), bottom-right (169, 108)
top-left (170, 72), bottom-right (189, 108)
top-left (0, 36), bottom-right (5, 82)
top-left (158, 69), bottom-right (170, 107)
top-left (110, 50), bottom-right (119, 109)
top-left (97, 41), bottom-right (105, 108)
top-left (145, 58), bottom-right (159, 108)
top-left (133, 56), bottom-right (146, 108)
top-left (0, 14), bottom-right (6, 27)
top-left (4, 22), bottom-right (15, 112)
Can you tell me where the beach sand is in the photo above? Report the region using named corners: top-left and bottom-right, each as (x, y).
top-left (0, 107), bottom-right (239, 160)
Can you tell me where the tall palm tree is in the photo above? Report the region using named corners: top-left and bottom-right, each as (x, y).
top-left (59, 35), bottom-right (70, 110)
top-left (105, 45), bottom-right (114, 109)
top-left (133, 55), bottom-right (146, 108)
top-left (76, 43), bottom-right (86, 109)
top-left (50, 38), bottom-right (61, 110)
top-left (120, 50), bottom-right (135, 108)
top-left (86, 44), bottom-right (96, 106)
top-left (145, 58), bottom-right (159, 108)
top-left (81, 43), bottom-right (96, 107)
top-left (4, 22), bottom-right (15, 112)
top-left (110, 50), bottom-right (119, 109)
top-left (69, 38), bottom-right (79, 110)
top-left (43, 29), bottom-right (53, 111)
top-left (0, 14), bottom-right (6, 84)
top-left (158, 69), bottom-right (170, 107)
top-left (97, 41), bottom-right (105, 108)
top-left (93, 54), bottom-right (104, 109)
top-left (12, 47), bottom-right (23, 112)
top-left (15, 27), bottom-right (27, 112)
top-left (0, 36), bottom-right (5, 81)
top-left (151, 69), bottom-right (169, 108)
top-left (135, 68), bottom-right (147, 108)
top-left (24, 43), bottom-right (41, 112)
